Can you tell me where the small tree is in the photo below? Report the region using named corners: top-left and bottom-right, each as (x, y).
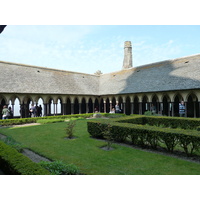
top-left (102, 124), bottom-right (113, 150)
top-left (65, 120), bottom-right (76, 139)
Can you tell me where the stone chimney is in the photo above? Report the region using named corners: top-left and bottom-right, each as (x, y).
top-left (122, 41), bottom-right (132, 69)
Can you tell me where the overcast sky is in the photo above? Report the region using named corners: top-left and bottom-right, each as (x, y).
top-left (1, 25), bottom-right (200, 74)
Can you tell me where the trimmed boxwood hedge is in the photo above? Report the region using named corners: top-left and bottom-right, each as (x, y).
top-left (0, 113), bottom-right (94, 126)
top-left (0, 141), bottom-right (50, 175)
top-left (116, 115), bottom-right (200, 130)
top-left (87, 116), bottom-right (200, 156)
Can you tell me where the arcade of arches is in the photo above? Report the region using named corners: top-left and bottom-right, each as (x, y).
top-left (1, 90), bottom-right (200, 118)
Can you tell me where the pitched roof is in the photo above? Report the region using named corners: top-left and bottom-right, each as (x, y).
top-left (0, 61), bottom-right (99, 95)
top-left (99, 54), bottom-right (200, 95)
top-left (1, 53), bottom-right (200, 96)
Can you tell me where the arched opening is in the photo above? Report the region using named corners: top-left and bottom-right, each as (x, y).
top-left (133, 96), bottom-right (139, 114)
top-left (142, 96), bottom-right (148, 114)
top-left (14, 98), bottom-right (20, 117)
top-left (81, 98), bottom-right (86, 114)
top-left (74, 98), bottom-right (79, 114)
top-left (88, 98), bottom-right (93, 113)
top-left (94, 98), bottom-right (99, 112)
top-left (163, 95), bottom-right (169, 116)
top-left (187, 94), bottom-right (198, 118)
top-left (37, 98), bottom-right (44, 117)
top-left (125, 96), bottom-right (131, 115)
top-left (0, 98), bottom-right (6, 119)
top-left (48, 99), bottom-right (54, 116)
top-left (57, 98), bottom-right (62, 115)
top-left (112, 97), bottom-right (116, 109)
top-left (100, 99), bottom-right (104, 113)
top-left (152, 95), bottom-right (159, 114)
top-left (118, 96), bottom-right (123, 113)
top-left (106, 98), bottom-right (110, 113)
top-left (66, 98), bottom-right (71, 115)
top-left (174, 94), bottom-right (182, 117)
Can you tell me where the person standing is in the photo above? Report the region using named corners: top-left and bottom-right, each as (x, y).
top-left (179, 101), bottom-right (186, 117)
top-left (2, 105), bottom-right (9, 119)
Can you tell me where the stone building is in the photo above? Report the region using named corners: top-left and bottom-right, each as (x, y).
top-left (1, 41), bottom-right (200, 118)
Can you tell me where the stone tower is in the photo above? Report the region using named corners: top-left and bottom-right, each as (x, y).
top-left (122, 41), bottom-right (132, 69)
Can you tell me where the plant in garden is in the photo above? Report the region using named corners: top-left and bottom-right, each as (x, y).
top-left (3, 136), bottom-right (25, 152)
top-left (65, 120), bottom-right (76, 139)
top-left (39, 160), bottom-right (80, 175)
top-left (101, 124), bottom-right (113, 150)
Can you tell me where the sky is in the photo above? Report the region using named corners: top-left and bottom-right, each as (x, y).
top-left (1, 25), bottom-right (200, 74)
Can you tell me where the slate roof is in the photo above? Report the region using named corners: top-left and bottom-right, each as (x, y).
top-left (99, 54), bottom-right (200, 95)
top-left (1, 53), bottom-right (200, 96)
top-left (0, 61), bottom-right (99, 95)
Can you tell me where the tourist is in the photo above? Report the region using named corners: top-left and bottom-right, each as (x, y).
top-left (2, 105), bottom-right (9, 119)
top-left (29, 104), bottom-right (36, 117)
top-left (179, 101), bottom-right (185, 117)
top-left (37, 105), bottom-right (42, 117)
top-left (115, 103), bottom-right (121, 113)
top-left (8, 106), bottom-right (13, 119)
top-left (109, 108), bottom-right (115, 114)
top-left (150, 104), bottom-right (156, 114)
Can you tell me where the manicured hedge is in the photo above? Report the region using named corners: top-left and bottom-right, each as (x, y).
top-left (87, 116), bottom-right (200, 156)
top-left (0, 113), bottom-right (94, 126)
top-left (0, 141), bottom-right (50, 175)
top-left (116, 116), bottom-right (200, 130)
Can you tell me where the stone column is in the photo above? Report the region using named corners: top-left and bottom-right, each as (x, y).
top-left (194, 102), bottom-right (196, 118)
top-left (171, 102), bottom-right (174, 117)
top-left (130, 102), bottom-right (134, 114)
top-left (110, 101), bottom-right (112, 112)
top-left (43, 103), bottom-right (47, 116)
top-left (104, 100), bottom-right (106, 113)
top-left (139, 102), bottom-right (142, 115)
top-left (63, 103), bottom-right (66, 115)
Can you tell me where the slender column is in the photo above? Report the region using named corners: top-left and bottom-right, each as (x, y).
top-left (168, 103), bottom-right (171, 116)
top-left (185, 102), bottom-right (187, 117)
top-left (130, 102), bottom-right (134, 114)
top-left (104, 101), bottom-right (106, 113)
top-left (110, 101), bottom-right (112, 112)
top-left (171, 102), bottom-right (174, 117)
top-left (123, 103), bottom-right (126, 114)
top-left (139, 102), bottom-right (142, 115)
top-left (194, 102), bottom-right (196, 118)
top-left (43, 103), bottom-right (47, 116)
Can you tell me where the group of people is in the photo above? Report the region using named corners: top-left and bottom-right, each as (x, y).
top-left (2, 105), bottom-right (13, 119)
top-left (29, 104), bottom-right (42, 118)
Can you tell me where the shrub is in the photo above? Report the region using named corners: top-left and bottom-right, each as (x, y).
top-left (65, 120), bottom-right (76, 139)
top-left (39, 160), bottom-right (80, 175)
top-left (87, 116), bottom-right (200, 156)
top-left (0, 141), bottom-right (50, 175)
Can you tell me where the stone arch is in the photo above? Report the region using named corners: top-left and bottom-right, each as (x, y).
top-left (151, 94), bottom-right (159, 114)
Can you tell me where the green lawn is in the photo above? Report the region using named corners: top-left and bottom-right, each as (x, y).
top-left (1, 119), bottom-right (200, 175)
